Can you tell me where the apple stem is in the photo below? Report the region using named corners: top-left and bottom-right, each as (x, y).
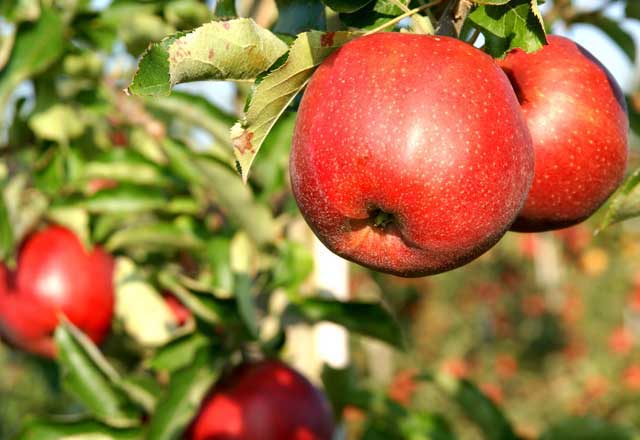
top-left (373, 211), bottom-right (394, 228)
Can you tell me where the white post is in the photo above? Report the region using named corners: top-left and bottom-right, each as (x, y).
top-left (313, 237), bottom-right (350, 369)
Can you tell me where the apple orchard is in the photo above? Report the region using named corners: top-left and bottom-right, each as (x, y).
top-left (1, 0), bottom-right (640, 439)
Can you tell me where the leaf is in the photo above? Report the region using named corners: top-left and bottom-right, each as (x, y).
top-left (235, 273), bottom-right (260, 339)
top-left (467, 0), bottom-right (547, 58)
top-left (19, 419), bottom-right (142, 440)
top-left (322, 0), bottom-right (373, 13)
top-left (3, 174), bottom-right (48, 246)
top-left (195, 156), bottom-right (277, 245)
top-left (150, 332), bottom-right (212, 372)
top-left (46, 206), bottom-right (90, 248)
top-left (0, 8), bottom-right (64, 117)
top-left (158, 271), bottom-right (240, 327)
top-left (55, 321), bottom-right (142, 427)
top-left (432, 375), bottom-right (520, 440)
top-left (290, 297), bottom-right (405, 348)
top-left (105, 221), bottom-right (205, 252)
top-left (338, 0), bottom-right (403, 29)
top-left (539, 417), bottom-right (632, 440)
top-left (215, 0), bottom-right (237, 17)
top-left (129, 19), bottom-right (288, 97)
top-left (29, 104), bottom-right (85, 144)
top-left (271, 241), bottom-right (314, 289)
top-left (80, 185), bottom-right (168, 214)
top-left (598, 167), bottom-right (640, 230)
top-left (0, 193), bottom-right (14, 261)
top-left (83, 150), bottom-right (174, 188)
top-left (146, 349), bottom-right (222, 440)
top-left (627, 0), bottom-right (640, 20)
top-left (146, 91), bottom-right (236, 150)
top-left (274, 0), bottom-right (327, 35)
top-left (113, 258), bottom-right (182, 347)
top-left (572, 14), bottom-right (635, 62)
top-left (232, 30), bottom-right (360, 182)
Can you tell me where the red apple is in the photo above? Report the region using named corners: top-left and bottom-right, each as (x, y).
top-left (500, 35), bottom-right (628, 232)
top-left (0, 226), bottom-right (114, 357)
top-left (163, 292), bottom-right (191, 326)
top-left (188, 360), bottom-right (334, 440)
top-left (290, 33), bottom-right (534, 277)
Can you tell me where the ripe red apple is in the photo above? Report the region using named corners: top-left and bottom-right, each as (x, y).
top-left (188, 360), bottom-right (334, 440)
top-left (290, 33), bottom-right (534, 277)
top-left (0, 226), bottom-right (114, 357)
top-left (500, 35), bottom-right (628, 232)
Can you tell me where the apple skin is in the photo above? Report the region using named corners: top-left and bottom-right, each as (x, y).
top-left (188, 360), bottom-right (334, 440)
top-left (290, 33), bottom-right (534, 277)
top-left (500, 35), bottom-right (628, 232)
top-left (0, 226), bottom-right (114, 357)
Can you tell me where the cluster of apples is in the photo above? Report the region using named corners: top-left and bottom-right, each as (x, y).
top-left (0, 227), bottom-right (333, 439)
top-left (290, 33), bottom-right (628, 277)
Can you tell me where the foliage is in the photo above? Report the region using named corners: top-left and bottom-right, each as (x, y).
top-left (1, 0), bottom-right (640, 439)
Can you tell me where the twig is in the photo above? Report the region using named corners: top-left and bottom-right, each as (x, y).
top-left (364, 0), bottom-right (444, 36)
top-left (436, 0), bottom-right (473, 38)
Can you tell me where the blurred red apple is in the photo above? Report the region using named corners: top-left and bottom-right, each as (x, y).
top-left (163, 293), bottom-right (191, 326)
top-left (500, 36), bottom-right (628, 232)
top-left (291, 33), bottom-right (533, 277)
top-left (188, 360), bottom-right (334, 440)
top-left (0, 226), bottom-right (114, 357)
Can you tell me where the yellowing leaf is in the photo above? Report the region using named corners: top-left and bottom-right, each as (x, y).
top-left (232, 30), bottom-right (361, 182)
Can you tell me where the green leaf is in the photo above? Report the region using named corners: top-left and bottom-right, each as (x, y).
top-left (29, 104), bottom-right (86, 144)
top-left (0, 8), bottom-right (64, 118)
top-left (128, 33), bottom-right (185, 97)
top-left (158, 271), bottom-right (240, 327)
top-left (432, 376), bottom-right (520, 440)
top-left (195, 156), bottom-right (277, 245)
top-left (540, 417), bottom-right (632, 440)
top-left (338, 0), bottom-right (402, 29)
top-left (468, 0), bottom-right (547, 58)
top-left (290, 298), bottom-right (405, 348)
top-left (322, 0), bottom-right (373, 13)
top-left (146, 349), bottom-right (222, 440)
top-left (83, 150), bottom-right (174, 188)
top-left (271, 241), bottom-right (314, 289)
top-left (19, 419), bottom-right (143, 440)
top-left (164, 0), bottom-right (212, 29)
top-left (207, 237), bottom-right (234, 292)
top-left (80, 185), bottom-right (168, 214)
top-left (105, 221), bottom-right (205, 252)
top-left (146, 91), bottom-right (236, 151)
top-left (235, 273), bottom-right (260, 339)
top-left (0, 0), bottom-right (40, 23)
top-left (150, 332), bottom-right (212, 372)
top-left (627, 95), bottom-right (640, 136)
top-left (55, 321), bottom-right (142, 427)
top-left (572, 14), bottom-right (635, 62)
top-left (274, 0), bottom-right (327, 35)
top-left (215, 0), bottom-right (237, 17)
top-left (627, 0), bottom-right (640, 20)
top-left (231, 30), bottom-right (360, 182)
top-left (129, 19), bottom-right (288, 97)
top-left (0, 193), bottom-right (14, 261)
top-left (598, 167), bottom-right (640, 230)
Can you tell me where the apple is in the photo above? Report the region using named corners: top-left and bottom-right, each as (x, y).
top-left (0, 226), bottom-right (114, 357)
top-left (290, 33), bottom-right (534, 277)
top-left (188, 360), bottom-right (334, 440)
top-left (500, 35), bottom-right (628, 232)
top-left (163, 292), bottom-right (191, 326)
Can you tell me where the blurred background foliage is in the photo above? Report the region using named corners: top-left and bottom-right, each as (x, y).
top-left (1, 0), bottom-right (640, 439)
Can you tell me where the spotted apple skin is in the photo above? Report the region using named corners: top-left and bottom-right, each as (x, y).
top-left (501, 35), bottom-right (628, 232)
top-left (188, 360), bottom-right (334, 440)
top-left (0, 226), bottom-right (114, 357)
top-left (290, 33), bottom-right (534, 277)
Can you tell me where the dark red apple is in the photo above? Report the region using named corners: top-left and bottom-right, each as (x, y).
top-left (188, 360), bottom-right (334, 440)
top-left (0, 226), bottom-right (114, 357)
top-left (500, 35), bottom-right (628, 232)
top-left (290, 32), bottom-right (534, 277)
